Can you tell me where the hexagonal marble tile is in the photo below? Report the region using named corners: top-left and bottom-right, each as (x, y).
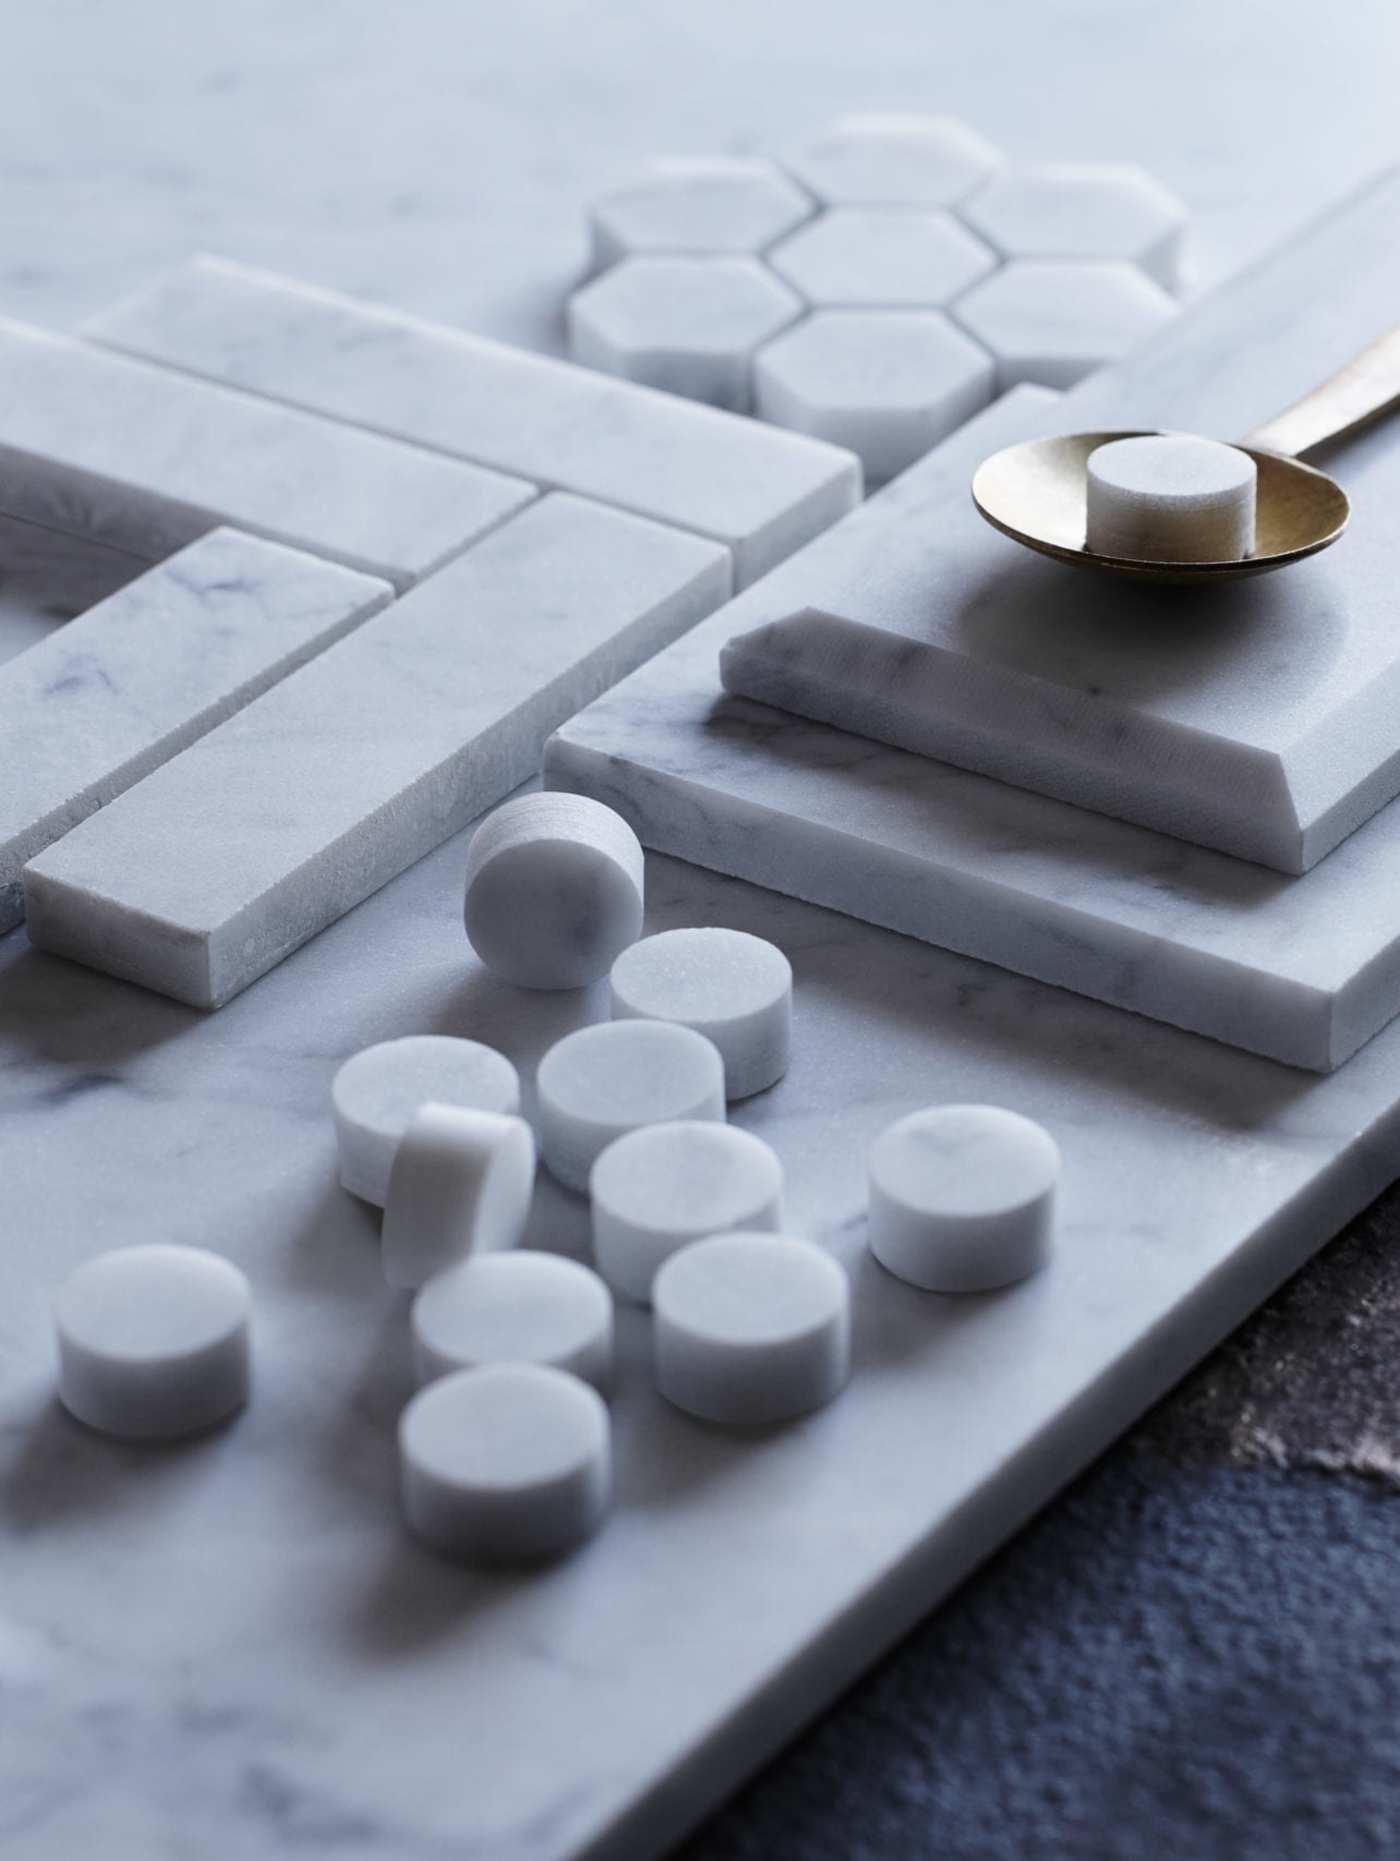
top-left (753, 309), bottom-right (995, 483)
top-left (952, 259), bottom-right (1178, 390)
top-left (783, 113), bottom-right (1002, 208)
top-left (960, 163), bottom-right (1189, 290)
top-left (768, 207), bottom-right (997, 309)
top-left (588, 158), bottom-right (815, 271)
top-left (568, 255), bottom-right (804, 411)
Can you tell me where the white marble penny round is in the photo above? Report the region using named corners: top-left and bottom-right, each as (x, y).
top-left (331, 1035), bottom-right (520, 1206)
top-left (536, 1019), bottom-right (726, 1193)
top-left (590, 1120), bottom-right (784, 1303)
top-left (653, 1231), bottom-right (851, 1425)
top-left (53, 1243), bottom-right (251, 1441)
top-left (1086, 433), bottom-right (1257, 563)
top-left (381, 1104), bottom-right (536, 1292)
top-left (463, 792), bottom-right (645, 990)
top-left (609, 926), bottom-right (793, 1100)
top-left (411, 1251), bottom-right (615, 1392)
top-left (399, 1363), bottom-right (611, 1563)
top-left (867, 1103), bottom-right (1060, 1292)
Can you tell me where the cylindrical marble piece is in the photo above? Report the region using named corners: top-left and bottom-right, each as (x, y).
top-left (463, 792), bottom-right (645, 989)
top-left (1086, 434), bottom-right (1256, 563)
top-left (609, 926), bottom-right (793, 1100)
top-left (411, 1250), bottom-right (614, 1392)
top-left (399, 1363), bottom-right (610, 1562)
top-left (653, 1231), bottom-right (850, 1425)
top-left (867, 1103), bottom-right (1059, 1292)
top-left (590, 1120), bottom-right (784, 1303)
top-left (331, 1035), bottom-right (521, 1206)
top-left (54, 1243), bottom-right (251, 1440)
top-left (381, 1103), bottom-right (536, 1291)
top-left (536, 1019), bottom-right (726, 1193)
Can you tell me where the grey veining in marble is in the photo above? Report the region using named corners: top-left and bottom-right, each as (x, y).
top-left (0, 317), bottom-right (536, 591)
top-left (714, 170), bottom-right (1400, 874)
top-left (23, 496), bottom-right (729, 1008)
top-left (0, 529), bottom-right (391, 932)
top-left (84, 256), bottom-right (863, 588)
top-left (0, 514), bottom-right (149, 668)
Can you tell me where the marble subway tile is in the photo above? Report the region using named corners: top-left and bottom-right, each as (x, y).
top-left (23, 496), bottom-right (730, 1008)
top-left (0, 319), bottom-right (535, 591)
top-left (0, 528), bottom-right (391, 931)
top-left (588, 157), bottom-right (814, 270)
top-left (83, 257), bottom-right (862, 587)
top-left (960, 163), bottom-right (1190, 292)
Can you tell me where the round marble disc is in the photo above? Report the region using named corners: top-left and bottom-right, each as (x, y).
top-left (411, 1251), bottom-right (614, 1392)
top-left (867, 1103), bottom-right (1059, 1292)
top-left (653, 1230), bottom-right (850, 1425)
top-left (590, 1119), bottom-right (784, 1303)
top-left (331, 1035), bottom-right (520, 1206)
top-left (536, 1019), bottom-right (726, 1193)
top-left (381, 1103), bottom-right (536, 1291)
top-left (54, 1243), bottom-right (252, 1441)
top-left (463, 792), bottom-right (645, 989)
top-left (399, 1363), bottom-right (611, 1562)
top-left (609, 926), bottom-right (793, 1099)
top-left (1086, 433), bottom-right (1256, 563)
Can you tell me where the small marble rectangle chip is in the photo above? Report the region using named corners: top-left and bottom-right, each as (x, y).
top-left (24, 495), bottom-right (731, 1007)
top-left (0, 528), bottom-right (392, 931)
top-left (0, 317), bottom-right (536, 590)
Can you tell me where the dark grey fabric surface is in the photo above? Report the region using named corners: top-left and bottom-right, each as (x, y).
top-left (681, 1187), bottom-right (1400, 1860)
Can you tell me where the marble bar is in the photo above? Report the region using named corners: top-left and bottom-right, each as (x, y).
top-left (0, 528), bottom-right (391, 932)
top-left (0, 317), bottom-right (536, 590)
top-left (23, 495), bottom-right (729, 1008)
top-left (82, 255), bottom-right (863, 587)
top-left (704, 169), bottom-right (1400, 874)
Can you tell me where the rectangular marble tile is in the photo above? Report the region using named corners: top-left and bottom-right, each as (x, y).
top-left (83, 255), bottom-right (862, 587)
top-left (0, 317), bottom-right (537, 590)
top-left (697, 171), bottom-right (1400, 874)
top-left (0, 513), bottom-right (151, 669)
top-left (545, 395), bottom-right (1400, 1073)
top-left (0, 528), bottom-right (392, 933)
top-left (24, 495), bottom-right (730, 1007)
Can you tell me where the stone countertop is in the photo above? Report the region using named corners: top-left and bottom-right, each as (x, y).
top-left (5, 5), bottom-right (1400, 1856)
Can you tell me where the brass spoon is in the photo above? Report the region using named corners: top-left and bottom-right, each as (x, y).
top-left (971, 326), bottom-right (1400, 585)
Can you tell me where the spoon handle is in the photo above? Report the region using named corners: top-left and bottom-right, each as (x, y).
top-left (1243, 325), bottom-right (1400, 459)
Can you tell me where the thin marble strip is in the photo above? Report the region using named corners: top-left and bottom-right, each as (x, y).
top-left (0, 528), bottom-right (392, 932)
top-left (82, 255), bottom-right (862, 587)
top-left (0, 317), bottom-right (537, 591)
top-left (23, 495), bottom-right (730, 1008)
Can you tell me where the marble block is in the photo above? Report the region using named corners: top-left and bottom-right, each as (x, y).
top-left (714, 170), bottom-right (1400, 874)
top-left (23, 495), bottom-right (728, 1007)
top-left (84, 256), bottom-right (862, 587)
top-left (0, 529), bottom-right (392, 931)
top-left (951, 259), bottom-right (1178, 389)
top-left (961, 163), bottom-right (1189, 292)
top-left (589, 157), bottom-right (814, 270)
top-left (768, 207), bottom-right (997, 309)
top-left (0, 318), bottom-right (534, 590)
top-left (754, 310), bottom-right (995, 484)
top-left (568, 256), bottom-right (802, 412)
top-left (784, 113), bottom-right (1002, 207)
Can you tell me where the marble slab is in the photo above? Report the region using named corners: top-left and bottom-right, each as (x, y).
top-left (0, 529), bottom-right (392, 933)
top-left (23, 495), bottom-right (729, 1008)
top-left (705, 169), bottom-right (1400, 874)
top-left (82, 256), bottom-right (862, 588)
top-left (8, 796), bottom-right (1400, 1861)
top-left (0, 317), bottom-right (536, 591)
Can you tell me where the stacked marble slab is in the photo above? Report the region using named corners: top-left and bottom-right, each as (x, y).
top-left (547, 169), bottom-right (1400, 1072)
top-left (0, 266), bottom-right (858, 1004)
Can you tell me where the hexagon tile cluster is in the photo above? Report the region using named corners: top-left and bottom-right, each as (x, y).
top-left (567, 115), bottom-right (1188, 484)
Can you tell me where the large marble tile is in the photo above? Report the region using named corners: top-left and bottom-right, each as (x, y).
top-left (7, 799), bottom-right (1400, 1861)
top-left (0, 530), bottom-right (391, 932)
top-left (24, 496), bottom-right (729, 1008)
top-left (705, 170), bottom-right (1400, 873)
top-left (83, 256), bottom-right (862, 587)
top-left (0, 318), bottom-right (536, 592)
